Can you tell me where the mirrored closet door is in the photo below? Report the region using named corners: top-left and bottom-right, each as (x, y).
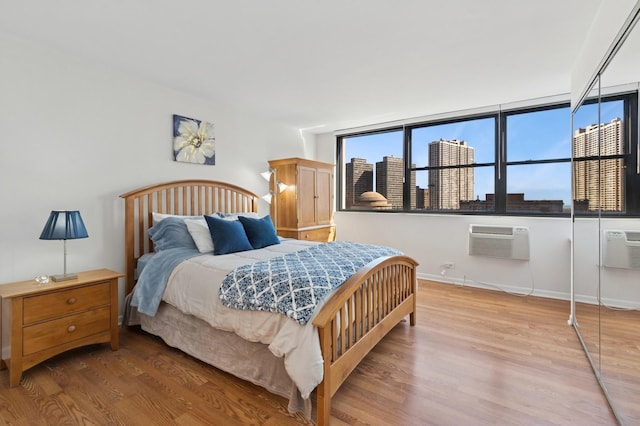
top-left (572, 77), bottom-right (602, 378)
top-left (572, 4), bottom-right (640, 424)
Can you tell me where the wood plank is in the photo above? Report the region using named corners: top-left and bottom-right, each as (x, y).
top-left (0, 280), bottom-right (618, 425)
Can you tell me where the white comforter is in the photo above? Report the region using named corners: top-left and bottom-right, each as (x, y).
top-left (161, 239), bottom-right (323, 399)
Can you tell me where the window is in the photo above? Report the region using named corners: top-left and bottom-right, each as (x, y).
top-left (337, 91), bottom-right (638, 216)
top-left (342, 129), bottom-right (403, 210)
top-left (572, 95), bottom-right (629, 214)
top-left (503, 105), bottom-right (572, 214)
top-left (409, 116), bottom-right (495, 212)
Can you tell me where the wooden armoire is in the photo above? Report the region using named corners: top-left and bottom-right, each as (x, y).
top-left (268, 157), bottom-right (335, 242)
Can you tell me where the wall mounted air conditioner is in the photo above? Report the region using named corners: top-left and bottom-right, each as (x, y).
top-left (603, 230), bottom-right (640, 270)
top-left (468, 225), bottom-right (530, 261)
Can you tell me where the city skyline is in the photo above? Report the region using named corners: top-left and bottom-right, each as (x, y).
top-left (343, 99), bottom-right (624, 209)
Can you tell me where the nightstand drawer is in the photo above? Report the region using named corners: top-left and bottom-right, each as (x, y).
top-left (22, 306), bottom-right (111, 356)
top-left (23, 282), bottom-right (111, 324)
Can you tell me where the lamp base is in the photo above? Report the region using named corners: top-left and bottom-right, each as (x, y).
top-left (51, 272), bottom-right (78, 282)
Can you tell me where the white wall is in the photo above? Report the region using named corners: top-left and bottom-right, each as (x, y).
top-left (0, 33), bottom-right (311, 303)
top-left (334, 212), bottom-right (572, 299)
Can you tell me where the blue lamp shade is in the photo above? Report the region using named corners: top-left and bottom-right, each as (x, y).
top-left (39, 210), bottom-right (88, 240)
top-left (39, 210), bottom-right (88, 282)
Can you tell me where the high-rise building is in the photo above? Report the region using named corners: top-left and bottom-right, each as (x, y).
top-left (573, 118), bottom-right (624, 211)
top-left (376, 156), bottom-right (416, 209)
top-left (345, 158), bottom-right (373, 209)
top-left (416, 186), bottom-right (429, 209)
top-left (428, 139), bottom-right (474, 209)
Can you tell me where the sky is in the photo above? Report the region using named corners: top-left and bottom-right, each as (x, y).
top-left (344, 100), bottom-right (624, 206)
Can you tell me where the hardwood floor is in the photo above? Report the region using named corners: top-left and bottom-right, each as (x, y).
top-left (577, 302), bottom-right (640, 424)
top-left (0, 280), bottom-right (616, 425)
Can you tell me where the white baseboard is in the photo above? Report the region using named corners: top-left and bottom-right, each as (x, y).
top-left (417, 272), bottom-right (571, 301)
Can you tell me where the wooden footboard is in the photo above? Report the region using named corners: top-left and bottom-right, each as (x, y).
top-left (312, 255), bottom-right (418, 426)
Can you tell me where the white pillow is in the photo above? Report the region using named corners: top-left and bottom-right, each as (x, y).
top-left (152, 212), bottom-right (204, 225)
top-left (184, 218), bottom-right (214, 253)
top-left (217, 212), bottom-right (261, 220)
top-left (152, 212), bottom-right (172, 225)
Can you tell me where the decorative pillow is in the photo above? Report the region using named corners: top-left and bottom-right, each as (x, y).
top-left (204, 215), bottom-right (253, 255)
top-left (238, 215), bottom-right (280, 249)
top-left (147, 217), bottom-right (197, 251)
top-left (184, 217), bottom-right (214, 253)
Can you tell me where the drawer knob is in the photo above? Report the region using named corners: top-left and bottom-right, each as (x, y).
top-left (67, 325), bottom-right (76, 333)
top-left (67, 297), bottom-right (77, 305)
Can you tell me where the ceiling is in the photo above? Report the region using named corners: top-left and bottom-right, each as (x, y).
top-left (0, 0), bottom-right (604, 133)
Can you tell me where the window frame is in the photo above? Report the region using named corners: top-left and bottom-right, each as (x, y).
top-left (336, 90), bottom-right (639, 217)
top-left (500, 102), bottom-right (572, 214)
top-left (405, 112), bottom-right (497, 212)
top-left (571, 91), bottom-right (639, 216)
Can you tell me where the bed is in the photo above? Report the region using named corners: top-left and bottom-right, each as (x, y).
top-left (120, 179), bottom-right (418, 425)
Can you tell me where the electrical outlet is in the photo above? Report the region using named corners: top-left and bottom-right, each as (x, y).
top-left (439, 262), bottom-right (454, 277)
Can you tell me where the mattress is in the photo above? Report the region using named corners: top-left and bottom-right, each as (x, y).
top-left (158, 239), bottom-right (324, 399)
top-left (139, 301), bottom-right (311, 416)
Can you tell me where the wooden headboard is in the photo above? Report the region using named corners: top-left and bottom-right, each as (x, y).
top-left (119, 180), bottom-right (258, 295)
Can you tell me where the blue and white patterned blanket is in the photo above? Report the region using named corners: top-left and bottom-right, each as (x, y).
top-left (219, 241), bottom-right (402, 325)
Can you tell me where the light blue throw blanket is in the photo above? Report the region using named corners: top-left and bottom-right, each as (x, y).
top-left (219, 241), bottom-right (402, 325)
top-left (130, 247), bottom-right (201, 316)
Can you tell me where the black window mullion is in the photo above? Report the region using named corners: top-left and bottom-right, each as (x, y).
top-left (624, 93), bottom-right (639, 214)
top-left (495, 114), bottom-right (506, 213)
top-left (336, 135), bottom-right (345, 210)
top-left (403, 126), bottom-right (411, 210)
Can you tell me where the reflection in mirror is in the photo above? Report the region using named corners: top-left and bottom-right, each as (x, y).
top-left (572, 5), bottom-right (640, 424)
top-left (597, 10), bottom-right (640, 424)
top-left (572, 77), bottom-right (602, 377)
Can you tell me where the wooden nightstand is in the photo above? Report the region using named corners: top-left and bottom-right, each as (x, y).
top-left (0, 268), bottom-right (123, 387)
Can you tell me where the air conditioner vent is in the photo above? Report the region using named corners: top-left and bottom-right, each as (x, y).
top-left (470, 225), bottom-right (514, 236)
top-left (468, 225), bottom-right (530, 261)
top-left (604, 230), bottom-right (640, 270)
top-left (626, 231), bottom-right (640, 242)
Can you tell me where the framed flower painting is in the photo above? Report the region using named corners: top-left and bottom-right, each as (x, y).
top-left (173, 114), bottom-right (215, 165)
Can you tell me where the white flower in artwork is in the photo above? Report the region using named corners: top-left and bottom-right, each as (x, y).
top-left (173, 115), bottom-right (215, 165)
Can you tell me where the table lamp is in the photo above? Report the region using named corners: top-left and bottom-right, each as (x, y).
top-left (39, 210), bottom-right (88, 281)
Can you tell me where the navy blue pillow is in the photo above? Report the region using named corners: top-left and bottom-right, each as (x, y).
top-left (204, 215), bottom-right (253, 255)
top-left (238, 215), bottom-right (280, 249)
top-left (147, 217), bottom-right (197, 251)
